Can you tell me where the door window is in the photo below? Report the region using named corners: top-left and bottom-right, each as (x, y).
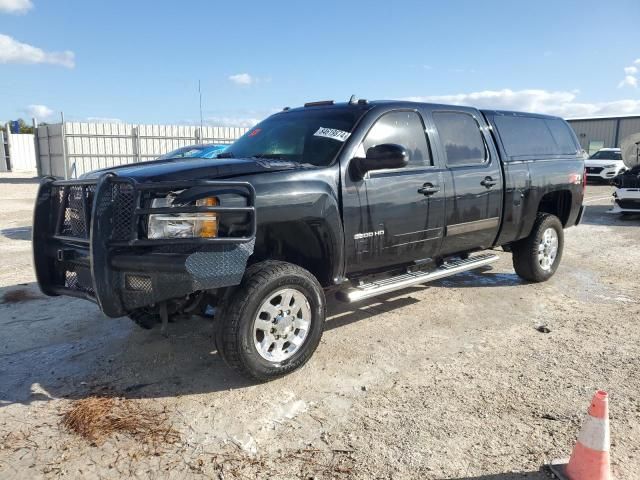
top-left (432, 111), bottom-right (487, 166)
top-left (363, 111), bottom-right (432, 167)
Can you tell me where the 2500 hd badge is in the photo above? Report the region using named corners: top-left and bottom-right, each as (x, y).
top-left (354, 230), bottom-right (385, 240)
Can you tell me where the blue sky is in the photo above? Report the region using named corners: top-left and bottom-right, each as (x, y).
top-left (1, 0), bottom-right (639, 126)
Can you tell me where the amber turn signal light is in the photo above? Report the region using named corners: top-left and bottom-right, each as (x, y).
top-left (196, 197), bottom-right (218, 238)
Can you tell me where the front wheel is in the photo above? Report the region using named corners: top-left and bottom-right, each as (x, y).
top-left (512, 213), bottom-right (564, 282)
top-left (216, 261), bottom-right (325, 381)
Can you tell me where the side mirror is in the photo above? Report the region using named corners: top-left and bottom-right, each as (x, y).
top-left (352, 143), bottom-right (409, 178)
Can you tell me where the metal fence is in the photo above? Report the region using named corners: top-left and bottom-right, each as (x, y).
top-left (1, 127), bottom-right (39, 172)
top-left (0, 131), bottom-right (7, 172)
top-left (7, 132), bottom-right (37, 171)
top-left (37, 122), bottom-right (249, 179)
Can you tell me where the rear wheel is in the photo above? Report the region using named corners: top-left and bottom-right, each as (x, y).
top-left (216, 261), bottom-right (325, 381)
top-left (512, 213), bottom-right (564, 282)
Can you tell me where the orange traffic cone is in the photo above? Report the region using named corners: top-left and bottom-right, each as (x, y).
top-left (550, 390), bottom-right (611, 480)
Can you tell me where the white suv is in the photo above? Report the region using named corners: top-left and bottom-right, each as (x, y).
top-left (585, 148), bottom-right (626, 181)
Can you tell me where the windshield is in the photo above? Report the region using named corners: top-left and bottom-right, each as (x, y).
top-left (220, 108), bottom-right (364, 166)
top-left (157, 145), bottom-right (226, 160)
top-left (590, 150), bottom-right (622, 160)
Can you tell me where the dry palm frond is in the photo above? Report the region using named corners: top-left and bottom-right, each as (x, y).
top-left (61, 396), bottom-right (179, 446)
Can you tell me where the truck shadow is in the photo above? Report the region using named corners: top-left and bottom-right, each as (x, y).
top-left (0, 176), bottom-right (40, 185)
top-left (0, 283), bottom-right (428, 406)
top-left (431, 268), bottom-right (522, 288)
top-left (1, 226), bottom-right (32, 240)
top-left (579, 203), bottom-right (640, 226)
top-left (0, 267), bottom-right (521, 406)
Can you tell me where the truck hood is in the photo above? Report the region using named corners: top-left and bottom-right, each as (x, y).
top-left (82, 157), bottom-right (309, 182)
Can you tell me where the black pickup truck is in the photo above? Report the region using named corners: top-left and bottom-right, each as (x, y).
top-left (33, 98), bottom-right (585, 380)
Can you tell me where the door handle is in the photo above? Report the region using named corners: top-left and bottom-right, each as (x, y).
top-left (480, 176), bottom-right (497, 188)
top-left (418, 183), bottom-right (440, 196)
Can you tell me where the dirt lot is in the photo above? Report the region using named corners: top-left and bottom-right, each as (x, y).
top-left (0, 172), bottom-right (638, 479)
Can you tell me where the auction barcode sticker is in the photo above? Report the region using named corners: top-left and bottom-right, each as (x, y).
top-left (314, 127), bottom-right (351, 142)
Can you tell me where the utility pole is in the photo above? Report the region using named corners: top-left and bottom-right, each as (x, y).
top-left (198, 80), bottom-right (203, 134)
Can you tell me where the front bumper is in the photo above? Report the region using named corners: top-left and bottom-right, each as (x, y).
top-left (586, 167), bottom-right (622, 180)
top-left (33, 174), bottom-right (256, 317)
top-left (609, 188), bottom-right (640, 213)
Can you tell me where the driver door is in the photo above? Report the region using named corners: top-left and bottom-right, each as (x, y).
top-left (343, 110), bottom-right (446, 274)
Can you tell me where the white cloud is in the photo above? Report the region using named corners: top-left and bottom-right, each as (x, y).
top-left (228, 73), bottom-right (254, 86)
top-left (0, 34), bottom-right (75, 68)
top-left (403, 88), bottom-right (640, 118)
top-left (619, 59), bottom-right (639, 88)
top-left (0, 0), bottom-right (32, 14)
top-left (25, 104), bottom-right (53, 120)
top-left (618, 75), bottom-right (638, 88)
top-left (205, 116), bottom-right (259, 128)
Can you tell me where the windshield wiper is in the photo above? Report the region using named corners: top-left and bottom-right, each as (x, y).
top-left (250, 153), bottom-right (286, 160)
top-left (216, 151), bottom-right (235, 158)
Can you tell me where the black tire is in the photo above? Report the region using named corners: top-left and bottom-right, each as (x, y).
top-left (512, 213), bottom-right (564, 283)
top-left (216, 261), bottom-right (325, 381)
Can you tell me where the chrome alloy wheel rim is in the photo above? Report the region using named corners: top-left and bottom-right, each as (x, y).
top-left (538, 227), bottom-right (559, 271)
top-left (253, 288), bottom-right (312, 362)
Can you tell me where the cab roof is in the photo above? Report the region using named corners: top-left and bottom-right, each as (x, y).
top-left (282, 99), bottom-right (565, 121)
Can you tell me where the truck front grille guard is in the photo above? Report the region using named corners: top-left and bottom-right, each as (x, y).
top-left (33, 174), bottom-right (257, 316)
top-left (45, 175), bottom-right (256, 246)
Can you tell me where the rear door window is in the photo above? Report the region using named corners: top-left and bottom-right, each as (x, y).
top-left (363, 111), bottom-right (432, 167)
top-left (432, 112), bottom-right (487, 166)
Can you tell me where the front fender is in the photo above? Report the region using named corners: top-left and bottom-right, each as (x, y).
top-left (249, 168), bottom-right (345, 286)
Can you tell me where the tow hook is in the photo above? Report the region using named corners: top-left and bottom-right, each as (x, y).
top-left (56, 249), bottom-right (75, 262)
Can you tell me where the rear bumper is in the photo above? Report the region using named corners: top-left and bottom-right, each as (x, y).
top-left (33, 174), bottom-right (256, 317)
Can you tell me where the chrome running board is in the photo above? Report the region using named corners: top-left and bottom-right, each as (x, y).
top-left (337, 253), bottom-right (500, 303)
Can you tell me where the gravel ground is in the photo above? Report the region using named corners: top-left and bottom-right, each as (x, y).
top-left (0, 172), bottom-right (638, 479)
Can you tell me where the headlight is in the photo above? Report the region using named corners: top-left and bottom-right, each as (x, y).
top-left (603, 164), bottom-right (617, 168)
top-left (148, 195), bottom-right (218, 239)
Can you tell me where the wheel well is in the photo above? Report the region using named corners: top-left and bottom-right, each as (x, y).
top-left (537, 190), bottom-right (572, 226)
top-left (250, 222), bottom-right (334, 287)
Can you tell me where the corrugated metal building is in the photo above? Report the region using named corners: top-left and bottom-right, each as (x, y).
top-left (567, 115), bottom-right (640, 155)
